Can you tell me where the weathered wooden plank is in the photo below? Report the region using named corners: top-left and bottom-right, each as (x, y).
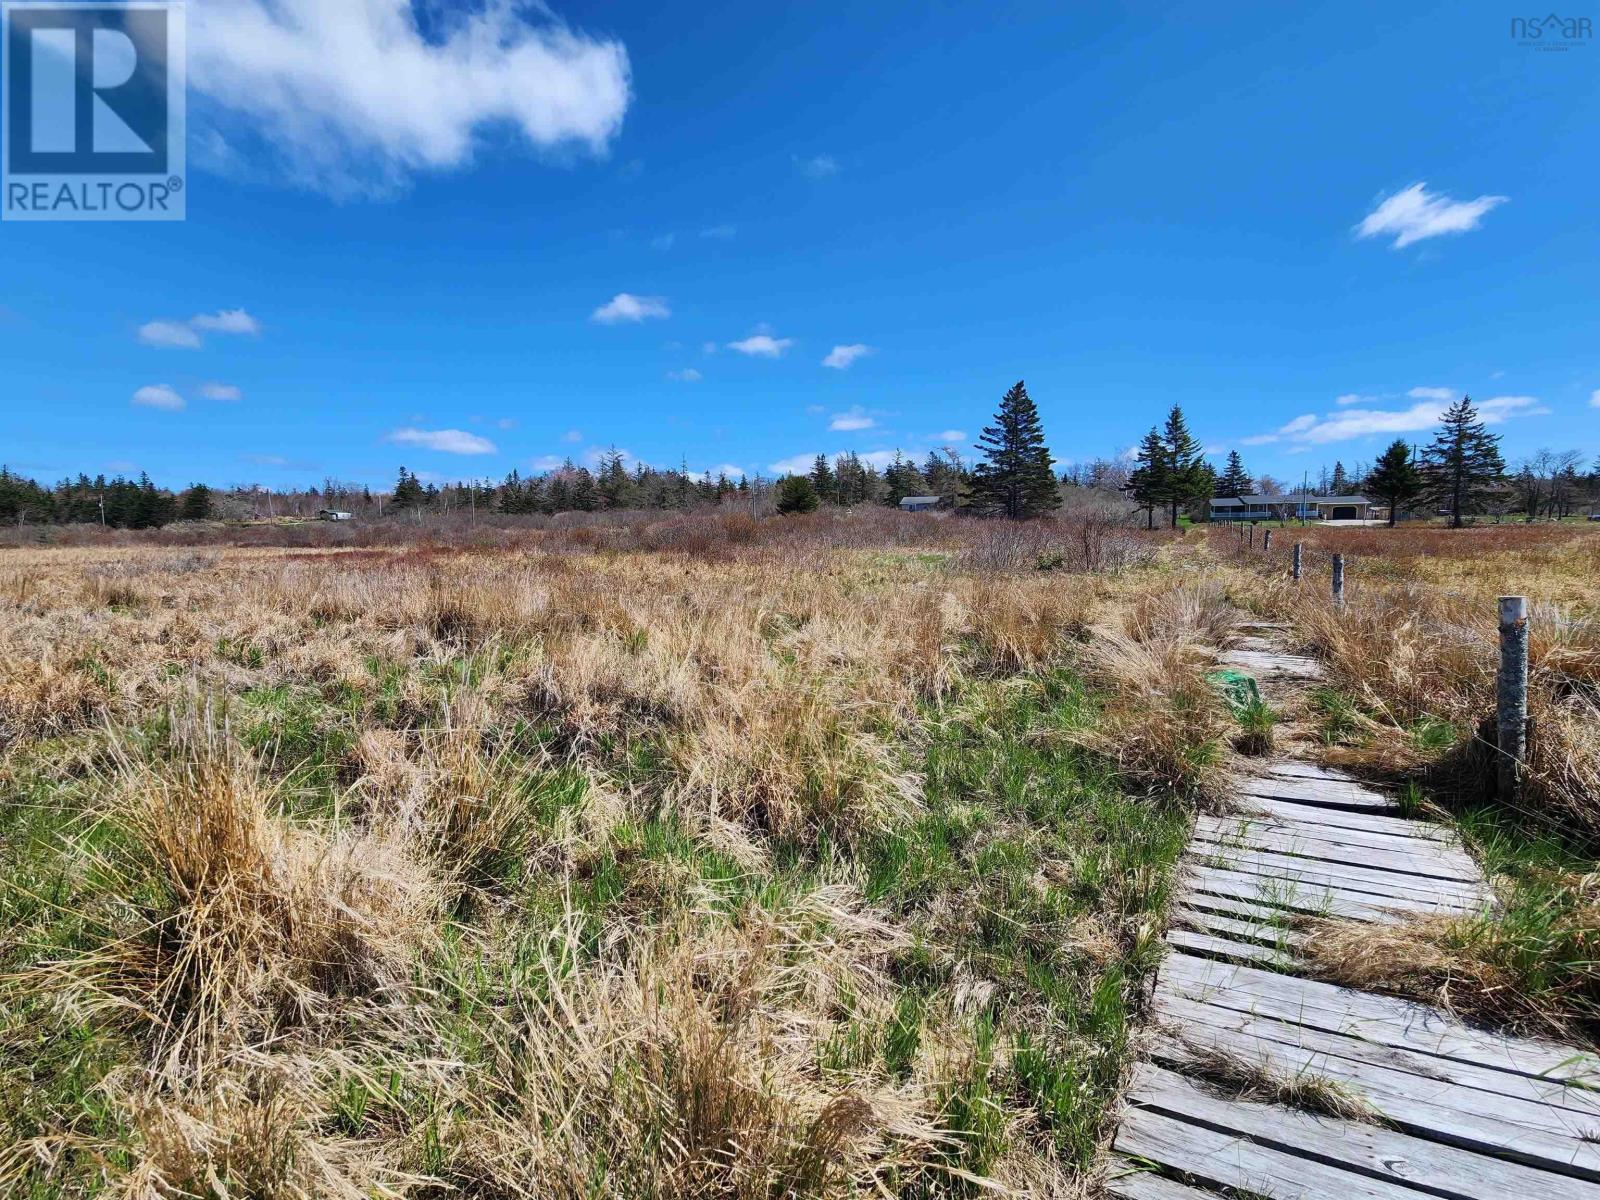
top-left (1165, 927), bottom-right (1298, 968)
top-left (1193, 828), bottom-right (1482, 886)
top-left (1238, 774), bottom-right (1399, 813)
top-left (1175, 885), bottom-right (1311, 927)
top-left (1218, 648), bottom-right (1325, 679)
top-left (1173, 904), bottom-right (1309, 949)
top-left (1240, 796), bottom-right (1455, 842)
top-left (1190, 841), bottom-right (1484, 910)
top-left (1158, 991), bottom-right (1600, 1124)
top-left (1196, 815), bottom-right (1481, 881)
top-left (1265, 761), bottom-right (1363, 784)
top-left (1150, 1022), bottom-right (1600, 1177)
top-left (1104, 1160), bottom-right (1223, 1200)
top-left (1187, 858), bottom-right (1473, 918)
top-left (1159, 954), bottom-right (1600, 1087)
top-left (1199, 810), bottom-right (1479, 865)
top-left (1129, 1064), bottom-right (1600, 1200)
top-left (1182, 864), bottom-right (1399, 923)
top-left (1116, 1106), bottom-right (1426, 1199)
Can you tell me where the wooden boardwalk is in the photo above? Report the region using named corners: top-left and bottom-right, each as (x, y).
top-left (1110, 637), bottom-right (1600, 1199)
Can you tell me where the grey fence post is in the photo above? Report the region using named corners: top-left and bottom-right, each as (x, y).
top-left (1331, 553), bottom-right (1345, 607)
top-left (1292, 542), bottom-right (1303, 581)
top-left (1249, 524), bottom-right (1256, 548)
top-left (1497, 596), bottom-right (1529, 804)
top-left (1263, 529), bottom-right (1273, 551)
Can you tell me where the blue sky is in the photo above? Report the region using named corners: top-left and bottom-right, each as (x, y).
top-left (3, 0), bottom-right (1597, 491)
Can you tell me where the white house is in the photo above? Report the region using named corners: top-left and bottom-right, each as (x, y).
top-left (1209, 493), bottom-right (1375, 522)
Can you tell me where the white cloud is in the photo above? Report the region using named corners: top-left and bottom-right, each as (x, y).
top-left (768, 452), bottom-right (820, 475)
top-left (495, 417), bottom-right (517, 430)
top-left (385, 427), bottom-right (497, 454)
top-left (138, 309), bottom-right (260, 347)
top-left (796, 154), bottom-right (838, 179)
top-left (189, 0), bottom-right (631, 195)
top-left (137, 320), bottom-right (202, 349)
top-left (591, 293), bottom-right (669, 324)
top-left (1591, 389), bottom-right (1600, 409)
top-left (1334, 393), bottom-right (1369, 406)
top-left (702, 341), bottom-right (718, 355)
top-left (562, 429), bottom-right (583, 443)
top-left (828, 406), bottom-right (875, 432)
top-left (191, 308), bottom-right (262, 335)
top-left (667, 368), bottom-right (702, 382)
top-left (531, 454), bottom-right (567, 471)
top-left (1356, 183), bottom-right (1507, 249)
top-left (933, 430), bottom-right (966, 443)
top-left (584, 446), bottom-right (636, 467)
top-left (707, 463), bottom-right (744, 478)
top-left (1243, 393), bottom-right (1546, 447)
top-left (822, 343), bottom-right (872, 370)
top-left (200, 382), bottom-right (243, 401)
top-left (132, 384), bottom-right (185, 411)
top-left (728, 334), bottom-right (794, 357)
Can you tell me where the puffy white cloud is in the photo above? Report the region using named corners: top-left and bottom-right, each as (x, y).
top-left (1407, 385), bottom-right (1456, 401)
top-left (667, 368), bottom-right (702, 382)
top-left (822, 343), bottom-right (872, 370)
top-left (200, 382), bottom-right (243, 401)
top-left (531, 454), bottom-right (567, 471)
top-left (1243, 393), bottom-right (1546, 447)
top-left (385, 427), bottom-right (497, 454)
top-left (132, 384), bottom-right (185, 410)
top-left (191, 308), bottom-right (262, 335)
top-left (591, 293), bottom-right (669, 323)
top-left (728, 334), bottom-right (794, 357)
top-left (1591, 389), bottom-right (1600, 409)
top-left (933, 430), bottom-right (966, 443)
top-left (828, 406), bottom-right (874, 431)
top-left (1356, 183), bottom-right (1507, 249)
top-left (768, 452), bottom-right (819, 475)
top-left (137, 321), bottom-right (202, 349)
top-left (138, 309), bottom-right (260, 347)
top-left (190, 0), bottom-right (631, 194)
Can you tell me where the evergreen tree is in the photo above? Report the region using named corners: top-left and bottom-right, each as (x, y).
top-left (1159, 405), bottom-right (1207, 528)
top-left (1330, 461), bottom-right (1351, 493)
top-left (596, 447), bottom-right (632, 509)
top-left (1422, 397), bottom-right (1505, 528)
top-left (1216, 451), bottom-right (1252, 498)
top-left (774, 475), bottom-right (820, 514)
top-left (1364, 439), bottom-right (1423, 527)
top-left (968, 380), bottom-right (1059, 519)
top-left (1125, 427), bottom-right (1168, 530)
top-left (178, 483), bottom-right (213, 520)
top-left (392, 467), bottom-right (425, 510)
top-left (809, 454), bottom-right (837, 504)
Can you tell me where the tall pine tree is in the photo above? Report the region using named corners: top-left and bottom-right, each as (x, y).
top-left (1423, 397), bottom-right (1505, 528)
top-left (1125, 427), bottom-right (1169, 530)
top-left (1159, 405), bottom-right (1207, 528)
top-left (1364, 439), bottom-right (1423, 527)
top-left (968, 380), bottom-right (1059, 519)
top-left (1217, 450), bottom-right (1252, 498)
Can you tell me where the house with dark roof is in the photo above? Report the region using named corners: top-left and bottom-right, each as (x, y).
top-left (1209, 493), bottom-right (1375, 522)
top-left (898, 495), bottom-right (942, 513)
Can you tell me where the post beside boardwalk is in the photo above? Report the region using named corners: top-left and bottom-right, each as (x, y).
top-left (1263, 529), bottom-right (1273, 551)
top-left (1331, 553), bottom-right (1345, 607)
top-left (1498, 596), bottom-right (1529, 804)
top-left (1292, 542), bottom-right (1303, 581)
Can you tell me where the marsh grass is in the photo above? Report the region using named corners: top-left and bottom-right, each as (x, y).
top-left (0, 538), bottom-right (1210, 1197)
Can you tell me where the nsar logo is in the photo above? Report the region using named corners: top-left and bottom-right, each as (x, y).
top-left (1510, 12), bottom-right (1593, 50)
top-left (3, 1), bottom-right (186, 222)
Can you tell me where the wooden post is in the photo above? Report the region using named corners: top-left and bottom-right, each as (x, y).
top-left (1249, 524), bottom-right (1256, 548)
top-left (1263, 529), bottom-right (1273, 551)
top-left (1497, 596), bottom-right (1529, 804)
top-left (1331, 553), bottom-right (1345, 607)
top-left (1292, 542), bottom-right (1303, 581)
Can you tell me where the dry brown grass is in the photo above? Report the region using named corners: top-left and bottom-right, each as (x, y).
top-left (0, 536), bottom-right (1217, 1198)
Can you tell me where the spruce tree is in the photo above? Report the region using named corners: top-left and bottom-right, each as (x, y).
top-left (1159, 405), bottom-right (1207, 528)
top-left (774, 475), bottom-right (820, 514)
top-left (179, 483), bottom-right (212, 520)
top-left (1422, 397), bottom-right (1505, 528)
top-left (1330, 461), bottom-right (1351, 493)
top-left (968, 380), bottom-right (1059, 519)
top-left (809, 454), bottom-right (837, 504)
top-left (1217, 450), bottom-right (1252, 498)
top-left (1125, 427), bottom-right (1168, 530)
top-left (1364, 439), bottom-right (1423, 527)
